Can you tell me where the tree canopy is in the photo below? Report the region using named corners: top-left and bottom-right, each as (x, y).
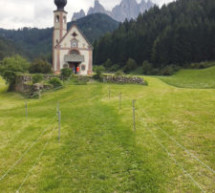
top-left (94, 0), bottom-right (215, 73)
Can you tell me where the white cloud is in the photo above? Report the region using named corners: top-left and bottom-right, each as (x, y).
top-left (0, 0), bottom-right (174, 29)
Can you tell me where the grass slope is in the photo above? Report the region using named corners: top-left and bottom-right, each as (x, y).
top-left (160, 66), bottom-right (215, 89)
top-left (0, 76), bottom-right (215, 192)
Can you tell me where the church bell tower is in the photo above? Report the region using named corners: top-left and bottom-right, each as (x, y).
top-left (53, 0), bottom-right (67, 46)
top-left (53, 0), bottom-right (67, 72)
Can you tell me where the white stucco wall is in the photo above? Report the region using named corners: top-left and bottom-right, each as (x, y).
top-left (53, 25), bottom-right (93, 75)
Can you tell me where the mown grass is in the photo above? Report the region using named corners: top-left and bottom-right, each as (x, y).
top-left (160, 66), bottom-right (215, 88)
top-left (0, 74), bottom-right (215, 193)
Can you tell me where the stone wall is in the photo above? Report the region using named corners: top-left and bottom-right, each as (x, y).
top-left (103, 75), bottom-right (145, 85)
top-left (15, 74), bottom-right (54, 97)
top-left (15, 74), bottom-right (32, 94)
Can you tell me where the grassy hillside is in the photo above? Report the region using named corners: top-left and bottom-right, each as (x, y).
top-left (160, 66), bottom-right (215, 89)
top-left (0, 76), bottom-right (215, 192)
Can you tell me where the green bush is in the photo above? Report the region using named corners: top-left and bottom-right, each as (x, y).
top-left (29, 59), bottom-right (52, 74)
top-left (142, 60), bottom-right (153, 75)
top-left (124, 58), bottom-right (137, 73)
top-left (103, 58), bottom-right (112, 70)
top-left (110, 64), bottom-right (120, 72)
top-left (61, 68), bottom-right (72, 80)
top-left (93, 65), bottom-right (105, 81)
top-left (190, 62), bottom-right (215, 69)
top-left (159, 65), bottom-right (180, 76)
top-left (49, 77), bottom-right (63, 88)
top-left (32, 74), bottom-right (43, 83)
top-left (0, 55), bottom-right (30, 91)
top-left (114, 70), bottom-right (124, 77)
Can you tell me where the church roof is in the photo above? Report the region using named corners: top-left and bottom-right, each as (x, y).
top-left (57, 24), bottom-right (93, 49)
top-left (64, 54), bottom-right (84, 63)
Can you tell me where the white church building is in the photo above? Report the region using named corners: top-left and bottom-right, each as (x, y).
top-left (53, 0), bottom-right (93, 75)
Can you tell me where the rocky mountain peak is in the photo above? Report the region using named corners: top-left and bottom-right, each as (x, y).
top-left (72, 0), bottom-right (154, 22)
top-left (87, 0), bottom-right (108, 15)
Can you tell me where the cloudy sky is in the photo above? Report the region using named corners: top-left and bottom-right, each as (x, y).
top-left (0, 0), bottom-right (174, 29)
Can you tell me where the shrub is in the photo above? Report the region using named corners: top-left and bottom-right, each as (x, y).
top-left (110, 64), bottom-right (120, 72)
top-left (49, 77), bottom-right (63, 88)
top-left (32, 74), bottom-right (43, 83)
top-left (124, 58), bottom-right (137, 73)
top-left (93, 65), bottom-right (105, 81)
top-left (190, 62), bottom-right (215, 69)
top-left (159, 65), bottom-right (180, 76)
top-left (114, 70), bottom-right (124, 77)
top-left (142, 60), bottom-right (152, 75)
top-left (103, 58), bottom-right (112, 70)
top-left (0, 55), bottom-right (30, 91)
top-left (29, 59), bottom-right (52, 74)
top-left (61, 68), bottom-right (72, 80)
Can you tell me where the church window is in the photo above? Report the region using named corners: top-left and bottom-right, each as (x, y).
top-left (56, 15), bottom-right (60, 23)
top-left (81, 65), bottom-right (86, 71)
top-left (63, 16), bottom-right (66, 23)
top-left (72, 32), bottom-right (77, 37)
top-left (70, 50), bottom-right (79, 55)
top-left (71, 40), bottom-right (78, 48)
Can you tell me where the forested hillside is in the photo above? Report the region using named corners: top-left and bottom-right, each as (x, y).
top-left (0, 13), bottom-right (119, 62)
top-left (0, 36), bottom-right (25, 61)
top-left (94, 0), bottom-right (215, 72)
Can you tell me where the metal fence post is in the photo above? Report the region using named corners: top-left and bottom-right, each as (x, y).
top-left (58, 110), bottom-right (61, 142)
top-left (119, 92), bottom-right (122, 110)
top-left (25, 101), bottom-right (28, 118)
top-left (133, 100), bottom-right (136, 132)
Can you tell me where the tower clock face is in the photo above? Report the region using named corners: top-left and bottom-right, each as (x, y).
top-left (71, 40), bottom-right (78, 48)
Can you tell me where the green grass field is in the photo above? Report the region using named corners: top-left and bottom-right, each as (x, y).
top-left (0, 70), bottom-right (215, 193)
top-left (160, 66), bottom-right (215, 89)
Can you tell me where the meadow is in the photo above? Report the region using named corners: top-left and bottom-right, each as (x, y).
top-left (0, 69), bottom-right (215, 193)
top-left (160, 66), bottom-right (215, 89)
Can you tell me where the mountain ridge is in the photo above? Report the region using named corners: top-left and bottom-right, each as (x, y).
top-left (0, 13), bottom-right (119, 61)
top-left (72, 0), bottom-right (154, 22)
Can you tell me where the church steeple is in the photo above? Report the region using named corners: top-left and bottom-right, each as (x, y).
top-left (53, 0), bottom-right (68, 72)
top-left (54, 0), bottom-right (67, 11)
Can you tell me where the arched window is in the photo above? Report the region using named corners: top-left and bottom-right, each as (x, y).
top-left (70, 50), bottom-right (79, 55)
top-left (81, 65), bottom-right (86, 71)
top-left (63, 16), bottom-right (66, 23)
top-left (56, 15), bottom-right (60, 23)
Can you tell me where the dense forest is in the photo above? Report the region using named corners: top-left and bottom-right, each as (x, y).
top-left (0, 36), bottom-right (25, 60)
top-left (0, 13), bottom-right (119, 62)
top-left (94, 0), bottom-right (215, 73)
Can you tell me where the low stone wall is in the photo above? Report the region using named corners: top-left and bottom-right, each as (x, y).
top-left (15, 74), bottom-right (54, 97)
top-left (15, 75), bottom-right (32, 94)
top-left (103, 75), bottom-right (145, 85)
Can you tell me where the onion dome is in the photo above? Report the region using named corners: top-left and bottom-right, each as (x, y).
top-left (54, 0), bottom-right (67, 11)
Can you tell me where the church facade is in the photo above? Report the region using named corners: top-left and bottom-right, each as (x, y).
top-left (53, 0), bottom-right (93, 75)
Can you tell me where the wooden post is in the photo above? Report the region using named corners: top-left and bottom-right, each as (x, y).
top-left (25, 101), bottom-right (28, 118)
top-left (58, 111), bottom-right (61, 142)
top-left (133, 100), bottom-right (136, 132)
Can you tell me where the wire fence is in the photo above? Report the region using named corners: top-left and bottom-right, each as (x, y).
top-left (0, 117), bottom-right (56, 182)
top-left (1, 83), bottom-right (214, 192)
top-left (15, 126), bottom-right (56, 193)
top-left (106, 85), bottom-right (214, 192)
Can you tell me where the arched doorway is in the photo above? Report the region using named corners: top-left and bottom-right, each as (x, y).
top-left (64, 49), bottom-right (84, 74)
